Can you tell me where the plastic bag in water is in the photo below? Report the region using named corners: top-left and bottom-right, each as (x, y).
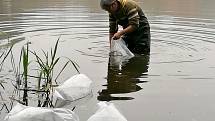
top-left (4, 103), bottom-right (79, 121)
top-left (87, 102), bottom-right (127, 121)
top-left (110, 38), bottom-right (134, 59)
top-left (54, 74), bottom-right (93, 107)
top-left (109, 38), bottom-right (134, 70)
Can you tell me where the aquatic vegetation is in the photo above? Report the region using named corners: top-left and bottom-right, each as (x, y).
top-left (16, 38), bottom-right (79, 107)
top-left (0, 31), bottom-right (15, 113)
top-left (0, 32), bottom-right (80, 108)
top-left (30, 38), bottom-right (80, 107)
top-left (0, 31), bottom-right (14, 89)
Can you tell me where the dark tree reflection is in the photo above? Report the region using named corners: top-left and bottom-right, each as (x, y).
top-left (98, 54), bottom-right (150, 101)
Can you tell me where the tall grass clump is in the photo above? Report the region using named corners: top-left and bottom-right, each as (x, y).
top-left (11, 37), bottom-right (80, 107)
top-left (31, 38), bottom-right (79, 107)
top-left (0, 31), bottom-right (80, 108)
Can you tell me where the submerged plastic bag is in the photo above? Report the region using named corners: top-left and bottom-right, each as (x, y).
top-left (54, 74), bottom-right (93, 107)
top-left (4, 103), bottom-right (79, 121)
top-left (110, 38), bottom-right (134, 59)
top-left (110, 38), bottom-right (134, 69)
top-left (87, 102), bottom-right (128, 121)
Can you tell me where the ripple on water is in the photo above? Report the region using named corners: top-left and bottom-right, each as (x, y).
top-left (0, 6), bottom-right (108, 47)
top-left (150, 15), bottom-right (215, 64)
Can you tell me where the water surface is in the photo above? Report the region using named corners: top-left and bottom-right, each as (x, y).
top-left (1, 0), bottom-right (215, 121)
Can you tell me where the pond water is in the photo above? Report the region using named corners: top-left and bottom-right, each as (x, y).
top-left (1, 0), bottom-right (215, 121)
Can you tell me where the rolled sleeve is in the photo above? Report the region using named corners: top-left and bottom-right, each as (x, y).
top-left (127, 7), bottom-right (140, 29)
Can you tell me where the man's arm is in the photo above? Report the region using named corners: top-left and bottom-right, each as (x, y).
top-left (112, 25), bottom-right (136, 40)
top-left (113, 4), bottom-right (140, 40)
top-left (109, 13), bottom-right (118, 46)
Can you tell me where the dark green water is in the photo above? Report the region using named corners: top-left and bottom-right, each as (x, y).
top-left (1, 0), bottom-right (215, 121)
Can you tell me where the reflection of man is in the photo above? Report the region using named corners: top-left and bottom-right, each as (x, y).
top-left (98, 55), bottom-right (150, 101)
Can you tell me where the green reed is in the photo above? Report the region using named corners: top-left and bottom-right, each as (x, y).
top-left (0, 35), bottom-right (80, 107)
top-left (22, 37), bottom-right (79, 107)
top-left (0, 31), bottom-right (80, 108)
top-left (21, 43), bottom-right (29, 105)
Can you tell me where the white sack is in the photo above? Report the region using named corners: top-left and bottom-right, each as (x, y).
top-left (4, 103), bottom-right (79, 121)
top-left (54, 74), bottom-right (93, 107)
top-left (110, 38), bottom-right (134, 59)
top-left (87, 102), bottom-right (127, 121)
top-left (110, 38), bottom-right (134, 69)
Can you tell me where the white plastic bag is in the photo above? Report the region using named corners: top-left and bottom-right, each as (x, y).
top-left (87, 102), bottom-right (128, 121)
top-left (109, 38), bottom-right (134, 69)
top-left (110, 38), bottom-right (134, 59)
top-left (54, 74), bottom-right (93, 107)
top-left (4, 103), bottom-right (79, 121)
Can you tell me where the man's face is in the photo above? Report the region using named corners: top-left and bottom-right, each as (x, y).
top-left (104, 0), bottom-right (118, 14)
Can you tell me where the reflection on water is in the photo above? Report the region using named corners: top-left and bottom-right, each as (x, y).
top-left (98, 55), bottom-right (149, 101)
top-left (1, 0), bottom-right (215, 121)
top-left (0, 0), bottom-right (104, 46)
top-left (150, 16), bottom-right (215, 67)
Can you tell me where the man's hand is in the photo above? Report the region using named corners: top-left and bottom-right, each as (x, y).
top-left (112, 25), bottom-right (136, 40)
top-left (113, 32), bottom-right (123, 40)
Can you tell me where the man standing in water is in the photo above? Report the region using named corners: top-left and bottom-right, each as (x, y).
top-left (100, 0), bottom-right (151, 54)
